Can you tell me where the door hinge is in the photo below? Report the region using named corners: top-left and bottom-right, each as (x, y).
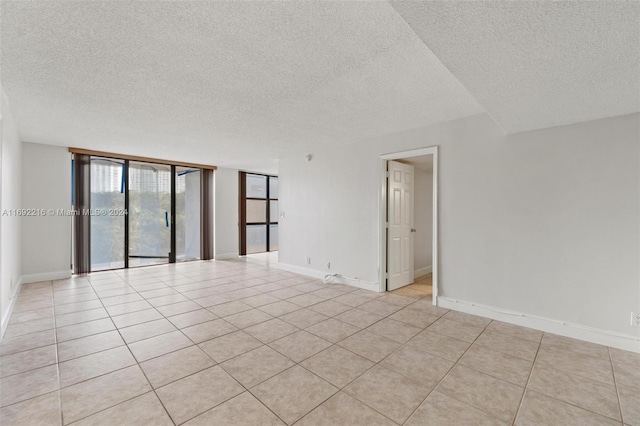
top-left (385, 222), bottom-right (389, 228)
top-left (385, 272), bottom-right (389, 279)
top-left (385, 171), bottom-right (390, 178)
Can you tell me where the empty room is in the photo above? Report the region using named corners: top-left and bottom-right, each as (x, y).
top-left (0, 1), bottom-right (638, 425)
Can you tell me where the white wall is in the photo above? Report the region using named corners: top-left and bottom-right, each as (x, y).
top-left (0, 88), bottom-right (23, 336)
top-left (214, 167), bottom-right (239, 259)
top-left (22, 143), bottom-right (72, 282)
top-left (279, 112), bottom-right (639, 348)
top-left (280, 143), bottom-right (379, 282)
top-left (413, 166), bottom-right (432, 276)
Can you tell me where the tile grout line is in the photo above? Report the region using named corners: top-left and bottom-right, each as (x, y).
top-left (2, 274), bottom-right (468, 421)
top-left (167, 266), bottom-right (293, 425)
top-left (84, 274), bottom-right (178, 426)
top-left (49, 280), bottom-right (65, 426)
top-left (518, 335), bottom-right (624, 424)
top-left (511, 330), bottom-right (544, 425)
top-left (89, 266), bottom-right (288, 425)
top-left (288, 294), bottom-right (444, 425)
top-left (110, 268), bottom-right (234, 417)
top-left (399, 316), bottom-right (504, 425)
top-left (212, 361), bottom-right (292, 426)
top-left (0, 281), bottom-right (56, 412)
top-left (13, 280), bottom-right (65, 426)
top-left (608, 347), bottom-right (625, 425)
top-left (173, 278), bottom-right (387, 424)
top-left (211, 287), bottom-right (425, 424)
top-left (308, 343), bottom-right (407, 425)
top-left (5, 264), bottom-right (636, 425)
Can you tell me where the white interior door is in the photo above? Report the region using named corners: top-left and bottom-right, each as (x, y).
top-left (387, 160), bottom-right (414, 290)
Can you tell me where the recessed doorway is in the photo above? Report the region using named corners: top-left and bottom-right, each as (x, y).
top-left (379, 147), bottom-right (438, 305)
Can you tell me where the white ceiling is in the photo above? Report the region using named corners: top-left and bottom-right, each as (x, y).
top-left (0, 1), bottom-right (482, 172)
top-left (1, 1), bottom-right (638, 172)
top-left (399, 155), bottom-right (433, 172)
top-left (390, 1), bottom-right (640, 133)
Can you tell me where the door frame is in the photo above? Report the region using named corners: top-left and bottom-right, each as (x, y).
top-left (378, 146), bottom-right (439, 306)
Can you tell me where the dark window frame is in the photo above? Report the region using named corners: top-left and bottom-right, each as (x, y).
top-left (239, 172), bottom-right (278, 255)
top-left (72, 153), bottom-right (213, 274)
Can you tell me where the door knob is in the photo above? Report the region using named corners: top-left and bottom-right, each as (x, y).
top-left (410, 228), bottom-right (416, 232)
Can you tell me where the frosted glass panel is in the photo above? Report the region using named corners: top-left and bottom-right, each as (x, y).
top-left (269, 200), bottom-right (279, 223)
top-left (247, 174), bottom-right (267, 198)
top-left (247, 200), bottom-right (266, 223)
top-left (269, 225), bottom-right (278, 251)
top-left (269, 177), bottom-right (279, 199)
top-left (246, 225), bottom-right (267, 254)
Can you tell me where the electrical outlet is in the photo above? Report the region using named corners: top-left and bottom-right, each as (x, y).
top-left (631, 312), bottom-right (640, 327)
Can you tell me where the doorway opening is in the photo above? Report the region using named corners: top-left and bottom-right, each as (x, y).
top-left (379, 147), bottom-right (438, 305)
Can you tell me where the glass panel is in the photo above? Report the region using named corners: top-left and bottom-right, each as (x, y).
top-left (246, 225), bottom-right (267, 254)
top-left (246, 174), bottom-right (267, 198)
top-left (176, 168), bottom-right (201, 261)
top-left (247, 199), bottom-right (266, 223)
top-left (269, 200), bottom-right (279, 223)
top-left (128, 161), bottom-right (171, 267)
top-left (90, 157), bottom-right (125, 271)
top-left (269, 224), bottom-right (278, 251)
top-left (269, 176), bottom-right (279, 199)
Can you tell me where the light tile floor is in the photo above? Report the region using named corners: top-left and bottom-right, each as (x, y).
top-left (0, 260), bottom-right (638, 425)
top-left (391, 274), bottom-right (433, 299)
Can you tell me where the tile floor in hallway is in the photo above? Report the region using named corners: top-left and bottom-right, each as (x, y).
top-left (391, 274), bottom-right (433, 299)
top-left (0, 259), bottom-right (638, 425)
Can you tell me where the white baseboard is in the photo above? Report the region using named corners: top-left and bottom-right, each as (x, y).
top-left (1, 276), bottom-right (23, 340)
top-left (414, 265), bottom-right (432, 277)
top-left (214, 252), bottom-right (238, 260)
top-left (438, 297), bottom-right (640, 353)
top-left (22, 270), bottom-right (72, 284)
top-left (276, 263), bottom-right (380, 292)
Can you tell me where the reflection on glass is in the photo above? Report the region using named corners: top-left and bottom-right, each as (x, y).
top-left (246, 225), bottom-right (267, 254)
top-left (269, 200), bottom-right (279, 223)
top-left (269, 225), bottom-right (278, 251)
top-left (246, 199), bottom-right (266, 223)
top-left (90, 158), bottom-right (125, 271)
top-left (269, 177), bottom-right (279, 199)
top-left (176, 168), bottom-right (201, 261)
top-left (247, 174), bottom-right (267, 198)
top-left (128, 161), bottom-right (171, 267)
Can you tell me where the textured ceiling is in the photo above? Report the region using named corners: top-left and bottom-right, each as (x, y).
top-left (390, 1), bottom-right (640, 134)
top-left (0, 1), bottom-right (482, 172)
top-left (2, 2), bottom-right (637, 171)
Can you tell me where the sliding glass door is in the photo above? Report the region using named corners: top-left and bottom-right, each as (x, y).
top-left (90, 157), bottom-right (125, 271)
top-left (74, 151), bottom-right (210, 273)
top-left (127, 161), bottom-right (172, 267)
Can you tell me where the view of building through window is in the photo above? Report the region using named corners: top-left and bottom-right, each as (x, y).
top-left (241, 172), bottom-right (278, 255)
top-left (89, 157), bottom-right (201, 271)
